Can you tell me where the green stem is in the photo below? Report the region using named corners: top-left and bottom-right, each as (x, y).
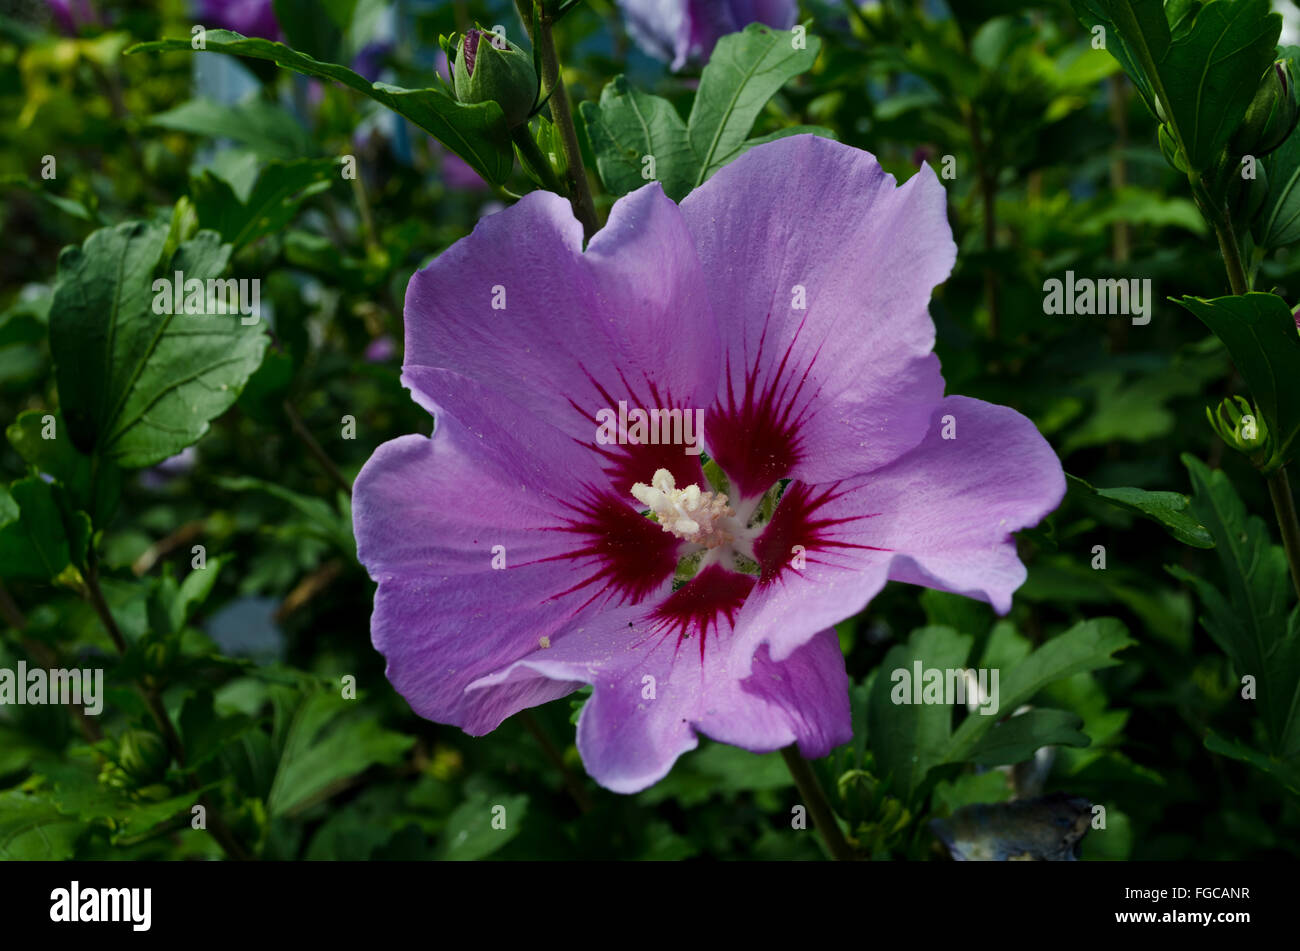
top-left (1192, 175), bottom-right (1250, 295)
top-left (85, 555), bottom-right (127, 654)
top-left (510, 124), bottom-right (566, 195)
top-left (349, 173), bottom-right (379, 255)
top-left (283, 400), bottom-right (353, 496)
top-left (1268, 467), bottom-right (1300, 603)
top-left (779, 745), bottom-right (856, 861)
top-left (533, 5), bottom-right (599, 238)
top-left (959, 94), bottom-right (998, 340)
top-left (84, 555), bottom-right (254, 861)
top-left (520, 710), bottom-right (594, 814)
top-left (1190, 179), bottom-right (1300, 606)
top-left (1212, 215), bottom-right (1250, 296)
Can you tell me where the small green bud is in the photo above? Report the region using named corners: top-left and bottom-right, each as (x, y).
top-left (144, 639), bottom-right (174, 672)
top-left (162, 196), bottom-right (199, 263)
top-left (1206, 395), bottom-right (1273, 469)
top-left (534, 116), bottom-right (568, 179)
top-left (98, 763), bottom-right (131, 791)
top-left (1158, 123), bottom-right (1188, 173)
top-left (452, 28), bottom-right (538, 129)
top-left (119, 729), bottom-right (170, 785)
top-left (1231, 60), bottom-right (1300, 158)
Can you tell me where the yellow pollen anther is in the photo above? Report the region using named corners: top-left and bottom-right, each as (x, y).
top-left (630, 469), bottom-right (735, 548)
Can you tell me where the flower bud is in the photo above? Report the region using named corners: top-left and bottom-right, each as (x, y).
top-left (1231, 60), bottom-right (1300, 158)
top-left (1158, 123), bottom-right (1188, 173)
top-left (1206, 395), bottom-right (1273, 469)
top-left (119, 729), bottom-right (170, 784)
top-left (1153, 93), bottom-right (1168, 125)
top-left (452, 28), bottom-right (538, 129)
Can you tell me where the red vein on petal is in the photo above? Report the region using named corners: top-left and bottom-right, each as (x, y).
top-left (643, 565), bottom-right (756, 661)
top-left (754, 480), bottom-right (890, 586)
top-left (565, 365), bottom-right (704, 497)
top-left (531, 486), bottom-right (680, 611)
top-left (706, 314), bottom-right (824, 498)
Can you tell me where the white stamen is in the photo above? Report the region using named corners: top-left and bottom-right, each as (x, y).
top-left (631, 469), bottom-right (736, 548)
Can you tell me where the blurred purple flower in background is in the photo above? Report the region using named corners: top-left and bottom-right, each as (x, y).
top-left (44, 0), bottom-right (97, 33)
top-left (138, 446), bottom-right (198, 490)
top-left (196, 0), bottom-right (280, 41)
top-left (365, 335), bottom-right (398, 363)
top-left (352, 40), bottom-right (393, 83)
top-left (617, 0), bottom-right (797, 70)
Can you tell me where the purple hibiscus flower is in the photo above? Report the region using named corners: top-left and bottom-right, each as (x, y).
top-left (44, 0), bottom-right (97, 33)
top-left (617, 0), bottom-right (798, 70)
top-left (353, 135), bottom-right (1065, 793)
top-left (196, 0), bottom-right (279, 41)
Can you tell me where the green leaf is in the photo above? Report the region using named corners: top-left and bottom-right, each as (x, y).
top-left (0, 790), bottom-right (82, 859)
top-left (191, 158), bottom-right (337, 249)
top-left (148, 97), bottom-right (313, 159)
top-left (920, 588), bottom-right (994, 638)
top-left (0, 174), bottom-right (99, 223)
top-left (930, 769), bottom-right (1013, 815)
top-left (434, 791), bottom-right (528, 860)
top-left (980, 620), bottom-right (1033, 671)
top-left (1062, 358), bottom-right (1227, 455)
top-left (967, 708), bottom-right (1090, 767)
top-left (109, 791), bottom-right (205, 843)
top-left (581, 76), bottom-right (694, 202)
top-left (1077, 187), bottom-right (1206, 237)
top-left (867, 625), bottom-right (972, 800)
top-left (173, 559), bottom-right (225, 627)
top-left (38, 759), bottom-right (213, 844)
top-left (282, 231), bottom-right (382, 291)
top-left (128, 31), bottom-right (513, 185)
top-left (1070, 0), bottom-right (1169, 116)
top-left (1073, 0), bottom-right (1279, 172)
top-left (180, 689), bottom-right (254, 770)
top-left (568, 684), bottom-right (592, 726)
top-left (147, 558), bottom-right (229, 638)
top-left (687, 22), bottom-right (821, 186)
top-left (0, 478), bottom-right (88, 582)
top-left (1066, 473), bottom-right (1214, 548)
top-left (6, 410), bottom-right (120, 525)
top-left (1177, 293), bottom-right (1300, 469)
top-left (1205, 729), bottom-right (1300, 794)
top-left (267, 691), bottom-right (413, 817)
top-left (49, 223), bottom-right (269, 468)
top-left (215, 475), bottom-right (354, 557)
top-left (272, 0), bottom-right (351, 63)
top-left (637, 743), bottom-right (792, 807)
top-left (738, 124), bottom-right (837, 153)
top-left (1174, 454), bottom-right (1300, 756)
top-left (944, 618), bottom-right (1134, 764)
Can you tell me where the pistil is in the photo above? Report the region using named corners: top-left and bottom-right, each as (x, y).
top-left (631, 469), bottom-right (736, 549)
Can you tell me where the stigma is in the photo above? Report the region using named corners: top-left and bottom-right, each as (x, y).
top-left (631, 469), bottom-right (736, 548)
